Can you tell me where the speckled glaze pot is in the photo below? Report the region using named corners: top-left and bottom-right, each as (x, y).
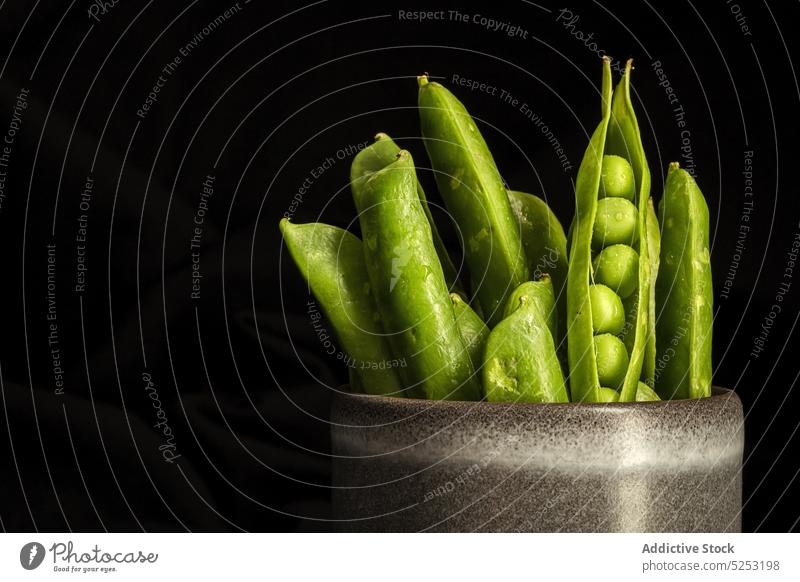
top-left (331, 388), bottom-right (743, 532)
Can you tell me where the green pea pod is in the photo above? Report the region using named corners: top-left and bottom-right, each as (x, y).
top-left (620, 294), bottom-right (638, 355)
top-left (566, 58), bottom-right (614, 404)
top-left (450, 293), bottom-right (489, 371)
top-left (596, 387), bottom-right (620, 402)
top-left (507, 190), bottom-right (568, 345)
top-left (418, 75), bottom-right (529, 326)
top-left (605, 60), bottom-right (653, 402)
top-left (351, 148), bottom-right (480, 401)
top-left (655, 163), bottom-right (713, 399)
top-left (567, 58), bottom-right (652, 403)
top-left (483, 284), bottom-right (568, 403)
top-left (279, 220), bottom-right (403, 395)
top-left (636, 381), bottom-right (660, 402)
top-left (642, 197), bottom-right (661, 387)
top-left (502, 276), bottom-right (557, 343)
top-left (350, 132), bottom-right (466, 297)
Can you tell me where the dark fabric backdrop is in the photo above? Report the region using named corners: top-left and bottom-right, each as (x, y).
top-left (0, 0), bottom-right (798, 531)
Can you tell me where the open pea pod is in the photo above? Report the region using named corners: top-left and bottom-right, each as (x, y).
top-left (606, 59), bottom-right (653, 402)
top-left (279, 220), bottom-right (403, 395)
top-left (567, 58), bottom-right (653, 403)
top-left (566, 58), bottom-right (613, 403)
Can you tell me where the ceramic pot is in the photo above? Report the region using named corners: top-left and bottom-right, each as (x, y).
top-left (331, 388), bottom-right (743, 532)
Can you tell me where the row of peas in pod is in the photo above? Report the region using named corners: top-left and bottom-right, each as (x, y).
top-left (567, 57), bottom-right (659, 404)
top-left (280, 56), bottom-right (713, 403)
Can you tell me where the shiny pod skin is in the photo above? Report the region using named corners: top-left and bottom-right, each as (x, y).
top-left (350, 132), bottom-right (465, 297)
top-left (279, 220), bottom-right (403, 395)
top-left (507, 190), bottom-right (568, 345)
top-left (643, 197), bottom-right (661, 387)
top-left (483, 285), bottom-right (568, 403)
top-left (596, 387), bottom-right (620, 402)
top-left (450, 293), bottom-right (489, 372)
top-left (418, 75), bottom-right (529, 326)
top-left (351, 148), bottom-right (480, 400)
top-left (655, 163), bottom-right (712, 399)
top-left (502, 276), bottom-right (558, 343)
top-left (636, 381), bottom-right (661, 401)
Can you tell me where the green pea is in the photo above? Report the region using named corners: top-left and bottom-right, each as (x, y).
top-left (599, 155), bottom-right (635, 200)
top-left (596, 387), bottom-right (620, 402)
top-left (592, 197), bottom-right (638, 251)
top-left (589, 284), bottom-right (625, 335)
top-left (635, 381), bottom-right (660, 402)
top-left (594, 333), bottom-right (629, 390)
top-left (592, 244), bottom-right (639, 299)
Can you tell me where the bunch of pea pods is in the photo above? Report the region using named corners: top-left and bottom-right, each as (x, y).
top-left (281, 57), bottom-right (712, 403)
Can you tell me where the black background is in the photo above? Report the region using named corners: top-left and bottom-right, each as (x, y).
top-left (0, 0), bottom-right (798, 531)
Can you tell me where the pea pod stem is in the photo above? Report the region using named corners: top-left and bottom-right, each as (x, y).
top-left (502, 276), bottom-right (558, 343)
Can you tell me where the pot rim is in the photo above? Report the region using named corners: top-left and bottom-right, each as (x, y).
top-left (339, 385), bottom-right (734, 409)
top-left (331, 386), bottom-right (743, 471)
top-left (331, 386), bottom-right (740, 432)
